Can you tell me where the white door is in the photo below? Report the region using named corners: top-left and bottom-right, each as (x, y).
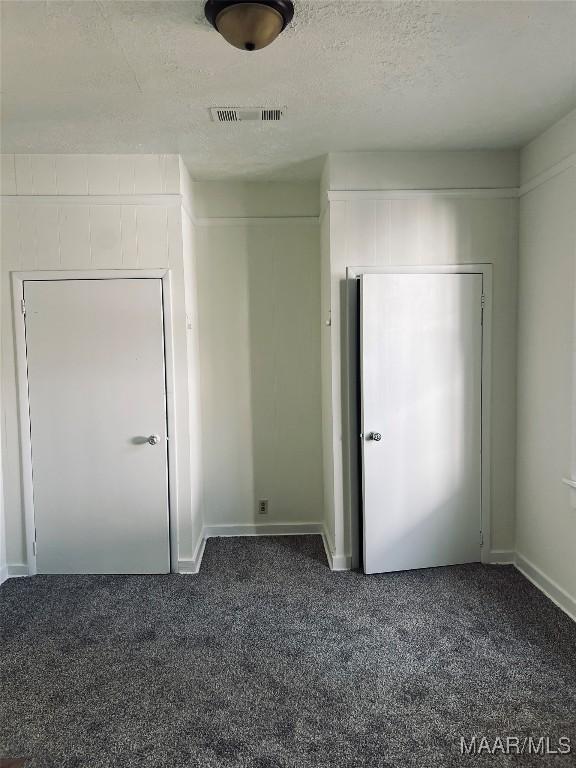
top-left (25, 278), bottom-right (170, 574)
top-left (360, 273), bottom-right (483, 574)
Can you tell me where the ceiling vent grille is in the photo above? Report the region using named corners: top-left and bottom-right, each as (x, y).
top-left (262, 109), bottom-right (283, 121)
top-left (215, 108), bottom-right (238, 122)
top-left (210, 107), bottom-right (285, 123)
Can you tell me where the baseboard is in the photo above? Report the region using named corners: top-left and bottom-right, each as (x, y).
top-left (321, 530), bottom-right (352, 571)
top-left (203, 522), bottom-right (324, 538)
top-left (485, 549), bottom-right (515, 565)
top-left (515, 552), bottom-right (576, 623)
top-left (178, 523), bottom-right (325, 575)
top-left (0, 563), bottom-right (29, 583)
top-left (177, 532), bottom-right (207, 575)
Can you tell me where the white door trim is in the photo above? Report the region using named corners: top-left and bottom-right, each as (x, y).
top-left (11, 269), bottom-right (179, 575)
top-left (346, 264), bottom-right (493, 567)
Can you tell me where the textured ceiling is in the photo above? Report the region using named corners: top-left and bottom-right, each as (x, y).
top-left (2, 0), bottom-right (576, 180)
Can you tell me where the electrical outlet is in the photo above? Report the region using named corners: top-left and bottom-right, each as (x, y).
top-left (258, 499), bottom-right (269, 515)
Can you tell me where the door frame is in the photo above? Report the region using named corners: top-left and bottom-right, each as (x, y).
top-left (11, 269), bottom-right (179, 576)
top-left (345, 264), bottom-right (493, 569)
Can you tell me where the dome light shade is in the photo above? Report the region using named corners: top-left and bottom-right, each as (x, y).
top-left (204, 0), bottom-right (294, 51)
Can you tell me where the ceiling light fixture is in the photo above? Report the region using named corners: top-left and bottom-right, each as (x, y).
top-left (204, 0), bottom-right (294, 51)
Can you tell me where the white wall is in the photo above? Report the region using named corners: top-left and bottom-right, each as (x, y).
top-left (191, 181), bottom-right (324, 533)
top-left (0, 154), bottom-right (203, 572)
top-left (191, 181), bottom-right (319, 220)
top-left (516, 108), bottom-right (576, 619)
top-left (321, 151), bottom-right (520, 567)
top-left (325, 151), bottom-right (519, 192)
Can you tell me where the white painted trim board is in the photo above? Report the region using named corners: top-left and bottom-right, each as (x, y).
top-left (193, 216), bottom-right (318, 226)
top-left (485, 550), bottom-right (515, 565)
top-left (321, 532), bottom-right (352, 572)
top-left (203, 522), bottom-right (323, 538)
top-left (2, 194), bottom-right (182, 206)
top-left (177, 535), bottom-right (207, 575)
top-left (0, 564), bottom-right (29, 583)
top-left (515, 553), bottom-right (576, 623)
top-left (180, 524), bottom-right (330, 575)
top-left (519, 152), bottom-right (576, 197)
top-left (328, 188), bottom-right (519, 201)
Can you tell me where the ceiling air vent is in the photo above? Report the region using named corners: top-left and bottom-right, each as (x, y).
top-left (209, 107), bottom-right (285, 123)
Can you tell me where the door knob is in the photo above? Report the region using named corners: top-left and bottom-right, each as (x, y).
top-left (369, 432), bottom-right (382, 441)
top-left (147, 434), bottom-right (160, 445)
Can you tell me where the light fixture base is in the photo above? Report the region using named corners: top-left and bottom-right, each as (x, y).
top-left (204, 0), bottom-right (294, 51)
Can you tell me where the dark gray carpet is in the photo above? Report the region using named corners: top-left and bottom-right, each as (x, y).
top-left (1, 536), bottom-right (575, 768)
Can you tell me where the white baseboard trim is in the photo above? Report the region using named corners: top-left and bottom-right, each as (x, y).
top-left (179, 523), bottom-right (326, 575)
top-left (0, 563), bottom-right (30, 583)
top-left (203, 522), bottom-right (324, 538)
top-left (321, 531), bottom-right (352, 571)
top-left (177, 531), bottom-right (207, 575)
top-left (485, 549), bottom-right (515, 565)
top-left (515, 552), bottom-right (576, 623)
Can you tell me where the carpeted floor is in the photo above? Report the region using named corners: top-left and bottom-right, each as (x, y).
top-left (1, 535), bottom-right (575, 768)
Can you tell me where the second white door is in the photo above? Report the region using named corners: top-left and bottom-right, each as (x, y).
top-left (25, 278), bottom-right (170, 574)
top-left (361, 272), bottom-right (483, 574)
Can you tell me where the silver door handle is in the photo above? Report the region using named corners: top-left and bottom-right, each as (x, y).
top-left (147, 434), bottom-right (160, 445)
top-left (369, 432), bottom-right (382, 441)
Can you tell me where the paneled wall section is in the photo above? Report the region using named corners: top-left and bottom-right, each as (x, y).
top-left (1, 154), bottom-right (180, 196)
top-left (0, 154), bottom-right (201, 569)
